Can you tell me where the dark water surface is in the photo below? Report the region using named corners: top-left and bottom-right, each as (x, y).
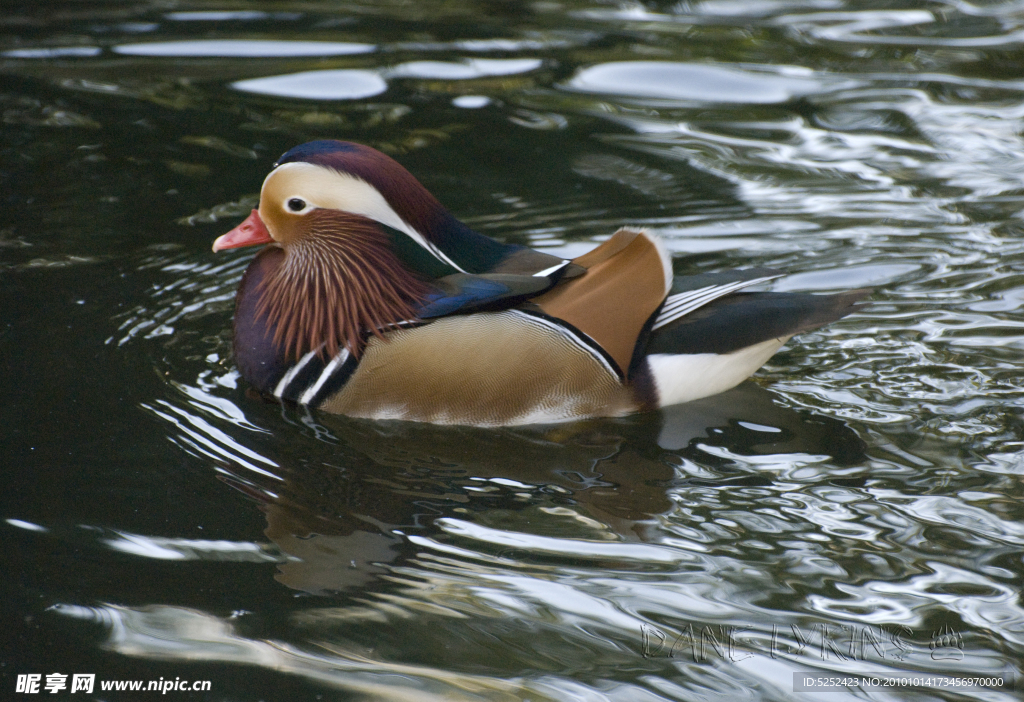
top-left (3, 1), bottom-right (1024, 700)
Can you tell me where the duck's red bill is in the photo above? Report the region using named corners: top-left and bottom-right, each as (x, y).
top-left (212, 209), bottom-right (273, 251)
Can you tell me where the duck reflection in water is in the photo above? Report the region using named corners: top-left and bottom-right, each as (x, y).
top-left (218, 381), bottom-right (864, 596)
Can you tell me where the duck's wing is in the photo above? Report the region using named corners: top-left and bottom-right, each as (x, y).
top-left (652, 268), bottom-right (785, 331)
top-left (381, 222), bottom-right (585, 319)
top-left (415, 270), bottom-right (569, 318)
top-left (635, 279), bottom-right (868, 410)
top-left (529, 228), bottom-right (672, 377)
top-left (646, 287), bottom-right (869, 356)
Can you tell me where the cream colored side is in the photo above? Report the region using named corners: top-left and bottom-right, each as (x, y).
top-left (318, 310), bottom-right (638, 426)
top-left (647, 337), bottom-right (790, 408)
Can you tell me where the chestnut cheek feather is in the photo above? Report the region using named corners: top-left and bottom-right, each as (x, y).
top-left (253, 210), bottom-right (431, 361)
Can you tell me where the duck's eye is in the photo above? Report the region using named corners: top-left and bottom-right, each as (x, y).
top-left (286, 198), bottom-right (307, 212)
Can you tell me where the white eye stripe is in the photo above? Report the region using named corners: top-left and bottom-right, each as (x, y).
top-left (266, 162), bottom-right (468, 273)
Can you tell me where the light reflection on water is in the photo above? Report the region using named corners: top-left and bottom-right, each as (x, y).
top-left (3, 1), bottom-right (1024, 699)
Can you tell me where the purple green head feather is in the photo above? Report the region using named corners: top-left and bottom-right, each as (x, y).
top-left (273, 139), bottom-right (533, 274)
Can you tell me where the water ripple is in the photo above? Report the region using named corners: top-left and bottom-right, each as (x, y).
top-left (8, 0), bottom-right (1024, 697)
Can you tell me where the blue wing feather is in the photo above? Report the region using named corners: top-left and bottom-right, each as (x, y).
top-left (416, 272), bottom-right (562, 318)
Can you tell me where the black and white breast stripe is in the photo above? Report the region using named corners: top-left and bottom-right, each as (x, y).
top-left (272, 348), bottom-right (319, 400)
top-left (652, 275), bottom-right (782, 331)
top-left (271, 319), bottom-right (428, 407)
top-left (272, 347), bottom-right (358, 407)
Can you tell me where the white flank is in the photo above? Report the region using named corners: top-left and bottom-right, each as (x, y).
top-left (647, 337), bottom-right (790, 407)
top-left (267, 162), bottom-right (467, 272)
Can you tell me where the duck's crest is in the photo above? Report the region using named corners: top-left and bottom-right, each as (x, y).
top-left (275, 140), bottom-right (365, 168)
top-left (274, 141), bottom-right (450, 255)
top-left (272, 140), bottom-right (537, 276)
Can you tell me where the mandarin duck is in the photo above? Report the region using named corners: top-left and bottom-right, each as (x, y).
top-left (213, 140), bottom-right (866, 426)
